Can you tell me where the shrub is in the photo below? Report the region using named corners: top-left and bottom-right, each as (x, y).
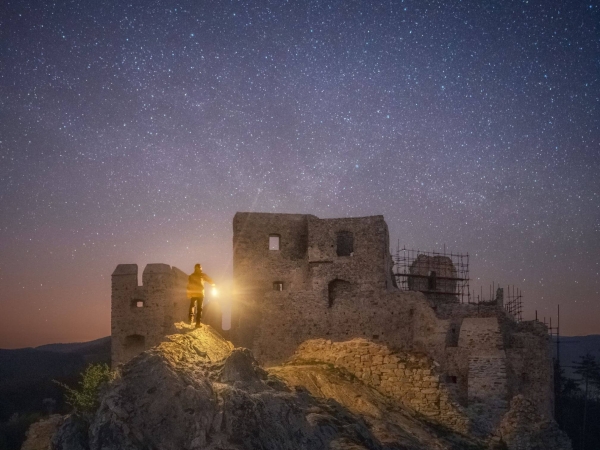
top-left (54, 364), bottom-right (113, 414)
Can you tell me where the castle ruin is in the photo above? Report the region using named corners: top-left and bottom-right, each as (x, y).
top-left (111, 211), bottom-right (555, 435)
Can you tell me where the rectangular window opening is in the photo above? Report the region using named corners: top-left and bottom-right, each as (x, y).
top-left (428, 271), bottom-right (437, 290)
top-left (273, 282), bottom-right (284, 291)
top-left (336, 231), bottom-right (354, 257)
top-left (269, 235), bottom-right (280, 251)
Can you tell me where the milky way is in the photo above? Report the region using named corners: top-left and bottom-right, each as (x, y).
top-left (0, 0), bottom-right (598, 347)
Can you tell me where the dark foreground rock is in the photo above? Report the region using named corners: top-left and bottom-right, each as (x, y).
top-left (58, 325), bottom-right (388, 450)
top-left (51, 415), bottom-right (89, 450)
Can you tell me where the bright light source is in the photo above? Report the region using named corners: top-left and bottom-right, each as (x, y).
top-left (211, 286), bottom-right (218, 297)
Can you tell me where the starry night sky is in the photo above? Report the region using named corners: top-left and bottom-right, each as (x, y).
top-left (1, 0), bottom-right (598, 348)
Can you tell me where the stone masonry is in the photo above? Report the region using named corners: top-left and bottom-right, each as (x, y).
top-left (293, 338), bottom-right (470, 433)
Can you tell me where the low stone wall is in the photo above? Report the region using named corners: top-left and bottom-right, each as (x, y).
top-left (291, 338), bottom-right (470, 433)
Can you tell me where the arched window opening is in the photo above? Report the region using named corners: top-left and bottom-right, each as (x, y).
top-left (428, 271), bottom-right (437, 290)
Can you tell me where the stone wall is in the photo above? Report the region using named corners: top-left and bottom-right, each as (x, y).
top-left (495, 395), bottom-right (572, 450)
top-left (233, 212), bottom-right (311, 294)
top-left (111, 263), bottom-right (189, 367)
top-left (251, 288), bottom-right (430, 366)
top-left (505, 321), bottom-right (554, 418)
top-left (458, 317), bottom-right (504, 350)
top-left (292, 339), bottom-right (470, 433)
top-left (431, 302), bottom-right (554, 420)
top-left (230, 211), bottom-right (555, 431)
top-left (305, 215), bottom-right (394, 292)
top-left (456, 317), bottom-right (509, 434)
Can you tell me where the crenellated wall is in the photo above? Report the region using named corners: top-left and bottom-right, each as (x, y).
top-left (111, 263), bottom-right (189, 367)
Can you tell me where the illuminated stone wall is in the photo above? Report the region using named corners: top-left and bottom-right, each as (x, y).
top-left (292, 338), bottom-right (470, 433)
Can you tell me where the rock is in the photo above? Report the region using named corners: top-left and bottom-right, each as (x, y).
top-left (495, 395), bottom-right (571, 450)
top-left (81, 326), bottom-right (385, 450)
top-left (21, 415), bottom-right (64, 450)
top-left (50, 327), bottom-right (566, 450)
top-left (220, 348), bottom-right (266, 384)
top-left (51, 415), bottom-right (89, 450)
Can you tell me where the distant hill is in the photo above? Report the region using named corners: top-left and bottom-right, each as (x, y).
top-left (555, 334), bottom-right (600, 381)
top-left (0, 337), bottom-right (111, 422)
top-left (35, 336), bottom-right (110, 358)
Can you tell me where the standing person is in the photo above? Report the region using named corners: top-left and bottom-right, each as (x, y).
top-left (187, 263), bottom-right (215, 327)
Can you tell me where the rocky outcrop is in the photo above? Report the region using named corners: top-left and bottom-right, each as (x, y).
top-left (48, 324), bottom-right (569, 450)
top-left (21, 415), bottom-right (64, 450)
top-left (270, 363), bottom-right (482, 450)
top-left (57, 325), bottom-right (387, 450)
top-left (494, 395), bottom-right (572, 450)
top-left (51, 415), bottom-right (89, 450)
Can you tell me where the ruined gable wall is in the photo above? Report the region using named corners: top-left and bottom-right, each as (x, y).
top-left (232, 212), bottom-right (311, 347)
top-left (111, 263), bottom-right (188, 367)
top-left (454, 318), bottom-right (509, 434)
top-left (233, 212), bottom-right (311, 292)
top-left (435, 303), bottom-right (554, 419)
top-left (231, 213), bottom-right (395, 349)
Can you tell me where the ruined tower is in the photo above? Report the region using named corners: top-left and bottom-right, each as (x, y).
top-left (231, 212), bottom-right (396, 352)
top-left (111, 263), bottom-right (189, 367)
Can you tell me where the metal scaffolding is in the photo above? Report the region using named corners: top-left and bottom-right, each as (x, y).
top-left (504, 285), bottom-right (523, 322)
top-left (392, 242), bottom-right (470, 303)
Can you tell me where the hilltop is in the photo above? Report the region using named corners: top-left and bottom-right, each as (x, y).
top-left (36, 324), bottom-right (570, 450)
